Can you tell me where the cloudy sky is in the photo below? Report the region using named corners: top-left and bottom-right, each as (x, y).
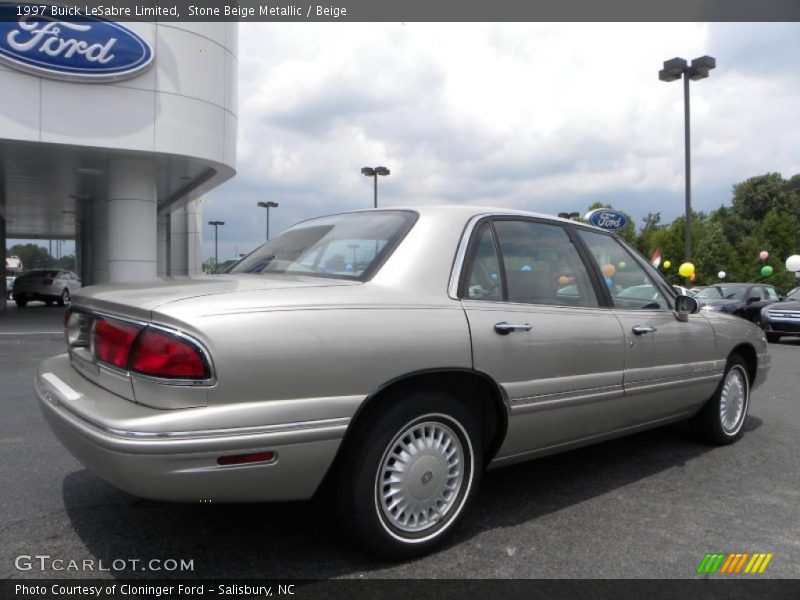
top-left (197, 22), bottom-right (800, 262)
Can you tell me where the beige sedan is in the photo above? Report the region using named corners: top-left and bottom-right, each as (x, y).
top-left (36, 206), bottom-right (769, 558)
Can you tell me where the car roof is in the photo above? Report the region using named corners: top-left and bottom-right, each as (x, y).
top-left (320, 205), bottom-right (608, 233)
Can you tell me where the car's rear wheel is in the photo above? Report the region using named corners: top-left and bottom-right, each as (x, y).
top-left (14, 296), bottom-right (27, 308)
top-left (766, 332), bottom-right (781, 343)
top-left (58, 289), bottom-right (70, 306)
top-left (690, 354), bottom-right (750, 445)
top-left (337, 392), bottom-right (482, 559)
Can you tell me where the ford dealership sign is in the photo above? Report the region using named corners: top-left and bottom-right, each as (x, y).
top-left (0, 6), bottom-right (153, 82)
top-left (584, 208), bottom-right (629, 232)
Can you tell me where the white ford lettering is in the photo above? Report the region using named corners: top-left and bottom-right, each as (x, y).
top-left (7, 18), bottom-right (116, 63)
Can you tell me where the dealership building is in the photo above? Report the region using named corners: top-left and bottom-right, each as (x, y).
top-left (0, 17), bottom-right (238, 309)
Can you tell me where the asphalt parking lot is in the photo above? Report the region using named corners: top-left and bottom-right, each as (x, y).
top-left (1, 305), bottom-right (799, 580)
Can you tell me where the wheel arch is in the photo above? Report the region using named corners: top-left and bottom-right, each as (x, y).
top-left (326, 368), bottom-right (509, 486)
top-left (730, 343), bottom-right (757, 384)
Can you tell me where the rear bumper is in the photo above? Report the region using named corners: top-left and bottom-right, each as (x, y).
top-left (36, 355), bottom-right (348, 502)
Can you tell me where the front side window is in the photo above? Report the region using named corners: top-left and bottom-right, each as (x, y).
top-left (577, 230), bottom-right (671, 310)
top-left (764, 287), bottom-right (779, 301)
top-left (231, 211), bottom-right (417, 280)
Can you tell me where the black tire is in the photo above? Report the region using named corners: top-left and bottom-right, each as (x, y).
top-left (766, 332), bottom-right (781, 343)
top-left (336, 392), bottom-right (482, 560)
top-left (14, 297), bottom-right (27, 308)
top-left (44, 299), bottom-right (54, 306)
top-left (58, 289), bottom-right (70, 306)
top-left (689, 354), bottom-right (750, 445)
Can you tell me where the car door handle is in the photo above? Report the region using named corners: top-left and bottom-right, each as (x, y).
top-left (494, 322), bottom-right (532, 335)
top-left (632, 325), bottom-right (657, 335)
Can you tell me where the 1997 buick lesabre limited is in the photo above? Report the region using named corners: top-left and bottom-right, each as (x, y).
top-left (36, 206), bottom-right (770, 558)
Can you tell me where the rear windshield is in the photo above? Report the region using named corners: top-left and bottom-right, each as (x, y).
top-left (231, 211), bottom-right (418, 280)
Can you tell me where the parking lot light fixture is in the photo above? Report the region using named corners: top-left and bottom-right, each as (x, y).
top-left (361, 166), bottom-right (390, 208)
top-left (257, 201), bottom-right (279, 241)
top-left (208, 220), bottom-right (225, 268)
top-left (659, 55), bottom-right (716, 263)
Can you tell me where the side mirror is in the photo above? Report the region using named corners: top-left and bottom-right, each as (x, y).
top-left (675, 295), bottom-right (699, 315)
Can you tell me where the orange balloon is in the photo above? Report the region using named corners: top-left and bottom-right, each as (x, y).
top-left (558, 275), bottom-right (570, 286)
top-left (601, 264), bottom-right (616, 277)
top-left (689, 272), bottom-right (696, 281)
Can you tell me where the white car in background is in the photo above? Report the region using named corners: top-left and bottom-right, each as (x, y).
top-left (12, 269), bottom-right (82, 307)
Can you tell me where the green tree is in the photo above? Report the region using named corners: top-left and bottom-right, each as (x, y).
top-left (57, 255), bottom-right (76, 271)
top-left (7, 243), bottom-right (55, 271)
top-left (202, 257), bottom-right (216, 274)
top-left (731, 173), bottom-right (795, 222)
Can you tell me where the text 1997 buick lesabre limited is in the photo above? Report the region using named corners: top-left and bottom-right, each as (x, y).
top-left (37, 207), bottom-right (770, 558)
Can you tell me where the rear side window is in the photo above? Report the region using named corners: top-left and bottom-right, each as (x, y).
top-left (764, 287), bottom-right (779, 301)
top-left (460, 219), bottom-right (599, 308)
top-left (494, 220), bottom-right (598, 307)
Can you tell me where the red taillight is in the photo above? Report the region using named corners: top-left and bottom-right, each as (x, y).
top-left (130, 328), bottom-right (210, 380)
top-left (93, 318), bottom-right (141, 368)
top-left (217, 452), bottom-right (275, 466)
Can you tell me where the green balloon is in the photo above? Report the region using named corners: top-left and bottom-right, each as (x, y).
top-left (761, 265), bottom-right (774, 277)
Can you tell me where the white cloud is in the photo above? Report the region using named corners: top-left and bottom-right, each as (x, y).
top-left (205, 22), bottom-right (800, 261)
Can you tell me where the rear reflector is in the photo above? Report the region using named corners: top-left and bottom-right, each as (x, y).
top-left (93, 318), bottom-right (141, 369)
top-left (217, 451), bottom-right (275, 466)
top-left (130, 328), bottom-right (210, 380)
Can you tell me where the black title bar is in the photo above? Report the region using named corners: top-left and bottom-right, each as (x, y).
top-left (0, 0), bottom-right (799, 22)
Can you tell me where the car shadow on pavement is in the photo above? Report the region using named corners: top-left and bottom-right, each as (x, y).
top-left (62, 418), bottom-right (761, 579)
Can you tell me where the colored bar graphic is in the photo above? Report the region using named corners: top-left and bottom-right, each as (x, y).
top-left (697, 552), bottom-right (773, 575)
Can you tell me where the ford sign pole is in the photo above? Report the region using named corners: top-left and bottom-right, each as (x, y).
top-left (208, 221), bottom-right (225, 269)
top-left (659, 56), bottom-right (716, 265)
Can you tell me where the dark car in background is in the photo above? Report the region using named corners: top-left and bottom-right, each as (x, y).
top-left (696, 283), bottom-right (780, 323)
top-left (760, 287), bottom-right (800, 342)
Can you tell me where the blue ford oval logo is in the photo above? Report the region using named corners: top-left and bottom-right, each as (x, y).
top-left (0, 4), bottom-right (153, 83)
top-left (584, 208), bottom-right (629, 232)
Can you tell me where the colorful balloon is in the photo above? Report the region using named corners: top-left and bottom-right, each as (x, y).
top-left (759, 250), bottom-right (769, 260)
top-left (718, 271), bottom-right (726, 279)
top-left (678, 262), bottom-right (695, 278)
top-left (663, 260), bottom-right (671, 269)
top-left (786, 255), bottom-right (800, 272)
top-left (689, 272), bottom-right (696, 282)
top-left (602, 264), bottom-right (616, 278)
top-left (618, 261), bottom-right (627, 270)
top-left (558, 275), bottom-right (570, 286)
top-left (761, 265), bottom-right (773, 277)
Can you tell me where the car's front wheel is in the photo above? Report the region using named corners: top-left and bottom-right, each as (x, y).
top-left (14, 296), bottom-right (27, 308)
top-left (337, 392), bottom-right (482, 559)
top-left (690, 354), bottom-right (750, 445)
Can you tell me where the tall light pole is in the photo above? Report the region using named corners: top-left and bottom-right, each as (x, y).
top-left (361, 166), bottom-right (390, 208)
top-left (257, 201), bottom-right (279, 241)
top-left (208, 220), bottom-right (225, 269)
top-left (659, 55), bottom-right (716, 263)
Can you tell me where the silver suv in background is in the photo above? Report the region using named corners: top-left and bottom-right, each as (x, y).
top-left (12, 269), bottom-right (81, 307)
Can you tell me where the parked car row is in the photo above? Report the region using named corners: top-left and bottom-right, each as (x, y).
top-left (9, 269), bottom-right (82, 307)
